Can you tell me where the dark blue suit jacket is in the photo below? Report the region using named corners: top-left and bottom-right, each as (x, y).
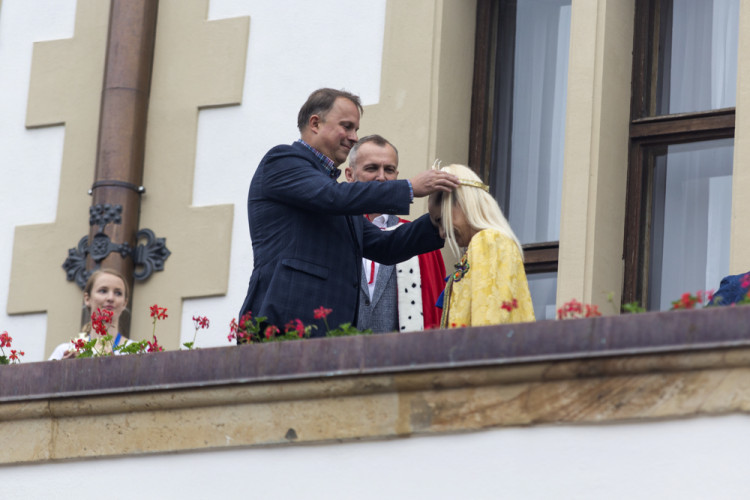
top-left (239, 142), bottom-right (444, 336)
top-left (709, 272), bottom-right (750, 306)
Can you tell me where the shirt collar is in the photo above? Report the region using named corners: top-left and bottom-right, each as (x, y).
top-left (296, 139), bottom-right (340, 179)
top-left (370, 214), bottom-right (389, 229)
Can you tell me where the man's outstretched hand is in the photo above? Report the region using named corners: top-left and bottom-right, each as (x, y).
top-left (410, 170), bottom-right (460, 197)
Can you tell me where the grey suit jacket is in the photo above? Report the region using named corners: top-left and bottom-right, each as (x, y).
top-left (357, 215), bottom-right (400, 333)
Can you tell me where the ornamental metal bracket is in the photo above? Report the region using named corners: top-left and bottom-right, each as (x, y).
top-left (62, 203), bottom-right (171, 289)
top-left (133, 228), bottom-right (171, 281)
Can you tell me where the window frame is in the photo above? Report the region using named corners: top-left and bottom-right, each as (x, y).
top-left (469, 0), bottom-right (560, 275)
top-left (622, 0), bottom-right (736, 307)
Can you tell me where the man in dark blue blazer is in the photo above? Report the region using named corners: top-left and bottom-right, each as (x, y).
top-left (238, 88), bottom-right (459, 338)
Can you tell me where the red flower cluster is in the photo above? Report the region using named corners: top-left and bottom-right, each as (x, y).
top-left (91, 308), bottom-right (114, 337)
top-left (228, 317), bottom-right (239, 342)
top-left (501, 298), bottom-right (519, 312)
top-left (192, 316), bottom-right (210, 329)
top-left (557, 299), bottom-right (602, 320)
top-left (230, 308), bottom-right (335, 343)
top-left (264, 325), bottom-right (280, 339)
top-left (150, 304), bottom-right (168, 320)
top-left (741, 273), bottom-right (750, 289)
top-left (670, 290), bottom-right (713, 310)
top-left (314, 306), bottom-right (332, 320)
top-left (229, 311), bottom-right (255, 343)
top-left (285, 319), bottom-right (305, 338)
top-left (146, 336), bottom-right (164, 352)
top-left (0, 331), bottom-right (25, 364)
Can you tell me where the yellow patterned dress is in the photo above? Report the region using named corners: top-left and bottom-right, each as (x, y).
top-left (440, 228), bottom-right (535, 327)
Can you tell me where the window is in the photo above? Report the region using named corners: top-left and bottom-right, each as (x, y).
top-left (623, 0), bottom-right (739, 309)
top-left (470, 0), bottom-right (572, 320)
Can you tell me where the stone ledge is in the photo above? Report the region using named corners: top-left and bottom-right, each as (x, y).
top-left (1, 306), bottom-right (750, 402)
top-left (2, 306), bottom-right (750, 464)
top-left (2, 349), bottom-right (750, 464)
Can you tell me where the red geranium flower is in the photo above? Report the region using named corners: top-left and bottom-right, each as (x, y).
top-left (192, 315), bottom-right (210, 329)
top-left (264, 325), bottom-right (279, 339)
top-left (584, 304), bottom-right (602, 317)
top-left (150, 304), bottom-right (168, 320)
top-left (285, 318), bottom-right (305, 338)
top-left (313, 306), bottom-right (332, 320)
top-left (91, 308), bottom-right (114, 337)
top-left (146, 335), bottom-right (164, 352)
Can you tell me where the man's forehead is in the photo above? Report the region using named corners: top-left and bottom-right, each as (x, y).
top-left (333, 97), bottom-right (360, 116)
top-left (357, 142), bottom-right (397, 161)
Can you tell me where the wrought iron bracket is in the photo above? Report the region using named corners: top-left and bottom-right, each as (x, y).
top-left (133, 228), bottom-right (171, 281)
top-left (62, 203), bottom-right (171, 289)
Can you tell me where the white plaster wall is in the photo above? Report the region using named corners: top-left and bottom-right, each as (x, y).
top-left (0, 0), bottom-right (386, 358)
top-left (181, 0), bottom-right (386, 348)
top-left (3, 415), bottom-right (750, 499)
top-left (0, 0), bottom-right (77, 361)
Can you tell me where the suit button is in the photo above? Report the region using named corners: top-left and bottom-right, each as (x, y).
top-left (365, 299), bottom-right (370, 306)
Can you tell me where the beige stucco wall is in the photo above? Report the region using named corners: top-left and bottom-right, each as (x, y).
top-left (131, 0), bottom-right (248, 348)
top-left (7, 0), bottom-right (109, 353)
top-left (730, 0), bottom-right (750, 273)
top-left (357, 0), bottom-right (476, 219)
top-left (557, 0), bottom-right (635, 310)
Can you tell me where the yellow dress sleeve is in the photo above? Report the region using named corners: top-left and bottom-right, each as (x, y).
top-left (447, 229), bottom-right (535, 327)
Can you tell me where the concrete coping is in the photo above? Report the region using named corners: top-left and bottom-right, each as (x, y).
top-left (2, 305), bottom-right (749, 402)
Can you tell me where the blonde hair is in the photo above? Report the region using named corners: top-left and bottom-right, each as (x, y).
top-left (430, 164), bottom-right (522, 257)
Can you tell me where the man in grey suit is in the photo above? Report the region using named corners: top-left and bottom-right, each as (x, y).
top-left (345, 135), bottom-right (446, 333)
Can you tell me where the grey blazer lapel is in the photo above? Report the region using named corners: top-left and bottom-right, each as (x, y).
top-left (368, 214), bottom-right (399, 307)
top-left (359, 264), bottom-right (370, 297)
top-left (370, 263), bottom-right (394, 307)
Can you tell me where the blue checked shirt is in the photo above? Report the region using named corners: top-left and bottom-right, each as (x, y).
top-left (296, 140), bottom-right (339, 179)
top-left (295, 139), bottom-right (412, 200)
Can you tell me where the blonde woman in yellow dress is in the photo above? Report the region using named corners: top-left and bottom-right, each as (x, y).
top-left (429, 164), bottom-right (535, 327)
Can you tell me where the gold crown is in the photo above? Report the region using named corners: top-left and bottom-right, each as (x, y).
top-left (459, 179), bottom-right (490, 192)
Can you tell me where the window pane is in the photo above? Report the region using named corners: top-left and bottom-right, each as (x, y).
top-left (527, 272), bottom-right (558, 320)
top-left (656, 0), bottom-right (739, 115)
top-left (647, 139), bottom-right (733, 310)
top-left (493, 0), bottom-right (571, 245)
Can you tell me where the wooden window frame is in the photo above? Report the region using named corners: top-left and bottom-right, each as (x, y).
top-left (622, 0), bottom-right (736, 306)
top-left (469, 0), bottom-right (559, 274)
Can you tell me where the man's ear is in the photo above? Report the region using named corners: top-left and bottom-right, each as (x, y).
top-left (344, 166), bottom-right (355, 182)
top-left (308, 114), bottom-right (321, 133)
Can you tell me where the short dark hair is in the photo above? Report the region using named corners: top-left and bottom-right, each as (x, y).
top-left (348, 134), bottom-right (399, 168)
top-left (297, 88), bottom-right (363, 132)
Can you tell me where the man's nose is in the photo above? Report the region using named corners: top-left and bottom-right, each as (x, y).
top-left (438, 226), bottom-right (446, 239)
top-left (375, 169), bottom-right (386, 181)
top-left (348, 130), bottom-right (358, 142)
